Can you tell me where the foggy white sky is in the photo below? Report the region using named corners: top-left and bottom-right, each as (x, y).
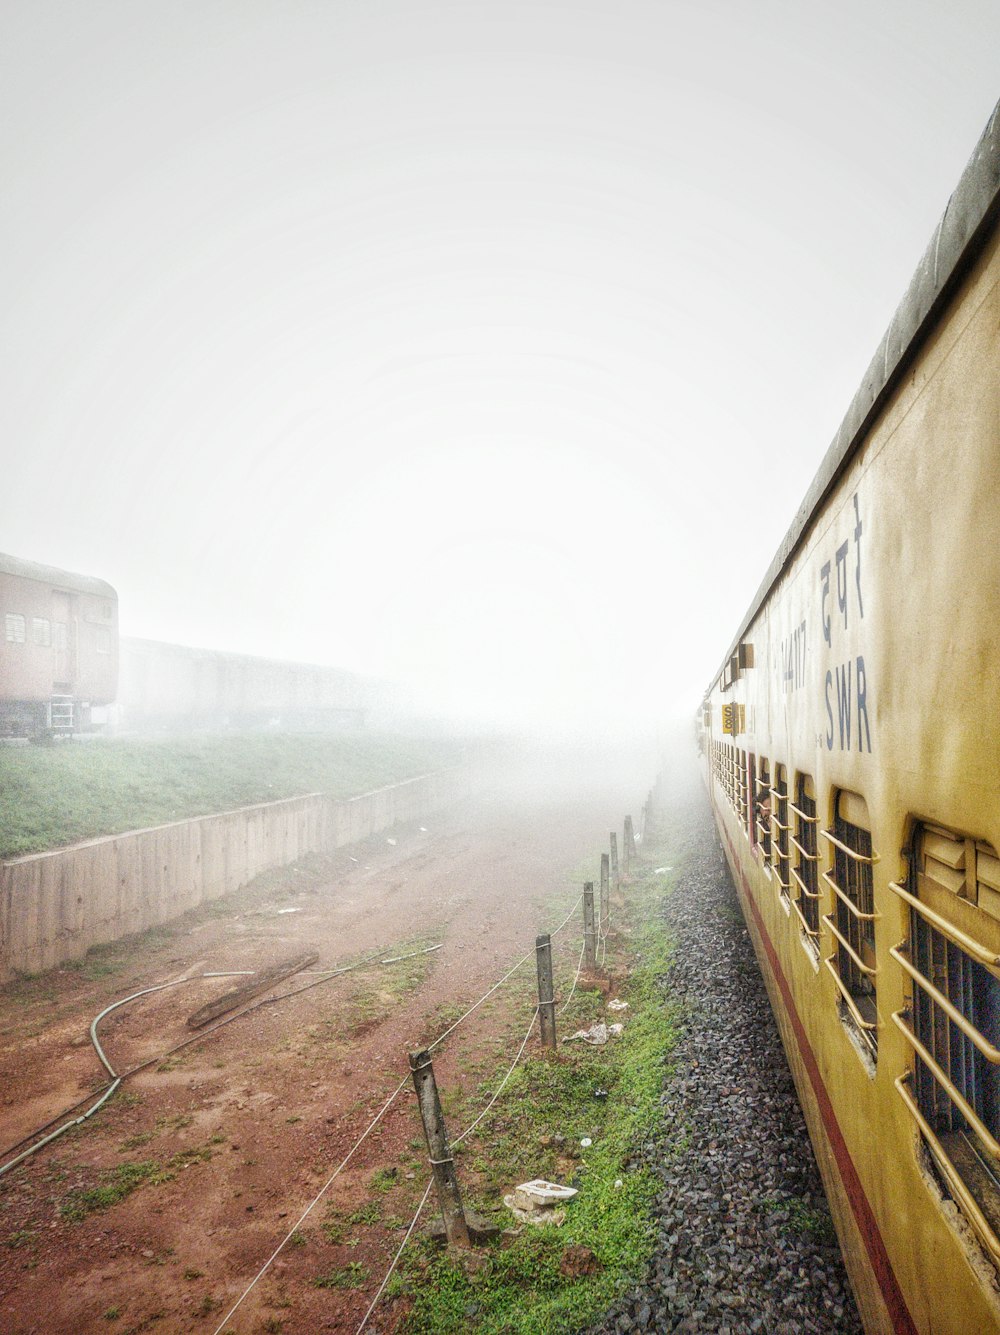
top-left (3, 2), bottom-right (998, 730)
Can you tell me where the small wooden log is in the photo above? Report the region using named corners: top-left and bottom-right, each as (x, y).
top-left (186, 951), bottom-right (319, 1029)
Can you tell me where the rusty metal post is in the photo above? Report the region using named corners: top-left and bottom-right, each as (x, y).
top-left (600, 852), bottom-right (610, 930)
top-left (583, 881), bottom-right (596, 973)
top-left (535, 934), bottom-right (556, 1049)
top-left (610, 832), bottom-right (620, 894)
top-left (408, 1049), bottom-right (470, 1247)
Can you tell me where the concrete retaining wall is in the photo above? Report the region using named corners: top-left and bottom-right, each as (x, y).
top-left (0, 767), bottom-right (469, 980)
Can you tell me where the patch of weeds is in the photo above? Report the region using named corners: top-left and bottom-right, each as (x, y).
top-left (196, 1295), bottom-right (221, 1317)
top-left (60, 1160), bottom-right (173, 1222)
top-left (183, 1267), bottom-right (204, 1280)
top-left (313, 1261), bottom-right (369, 1290)
top-left (320, 1217), bottom-right (347, 1245)
top-left (345, 1202), bottom-right (381, 1226)
top-left (288, 1230), bottom-right (308, 1247)
top-left (120, 1131), bottom-right (155, 1150)
top-left (285, 1116), bottom-right (301, 1124)
top-left (155, 1055), bottom-right (186, 1074)
top-left (370, 1166), bottom-right (398, 1194)
top-left (263, 1320), bottom-right (284, 1334)
top-left (104, 1307), bottom-right (122, 1321)
top-left (6, 1229), bottom-right (37, 1249)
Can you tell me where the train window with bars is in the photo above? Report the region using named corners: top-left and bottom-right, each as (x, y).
top-left (790, 775), bottom-right (820, 941)
top-left (890, 824), bottom-right (1000, 1264)
top-left (32, 617), bottom-right (51, 646)
top-left (744, 753), bottom-right (755, 840)
top-left (756, 758), bottom-right (772, 861)
top-left (5, 613), bottom-right (25, 643)
top-left (737, 750), bottom-right (749, 833)
top-left (770, 765), bottom-right (791, 905)
top-left (822, 790), bottom-right (879, 1059)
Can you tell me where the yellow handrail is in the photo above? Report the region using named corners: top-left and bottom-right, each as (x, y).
top-left (890, 944), bottom-right (1000, 1062)
top-left (791, 898), bottom-right (821, 941)
top-left (788, 801), bottom-right (818, 825)
top-left (823, 957), bottom-right (879, 1032)
top-left (821, 827), bottom-right (881, 864)
top-left (789, 834), bottom-right (820, 863)
top-left (822, 869), bottom-right (880, 921)
top-left (888, 880), bottom-right (1000, 972)
top-left (894, 1073), bottom-right (1000, 1267)
top-left (824, 913), bottom-right (876, 976)
top-left (891, 1012), bottom-right (1000, 1159)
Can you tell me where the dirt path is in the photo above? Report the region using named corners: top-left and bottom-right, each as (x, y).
top-left (0, 744), bottom-right (652, 1334)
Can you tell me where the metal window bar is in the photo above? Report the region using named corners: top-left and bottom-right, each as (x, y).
top-left (770, 778), bottom-right (791, 902)
top-left (827, 810), bottom-right (877, 1053)
top-left (891, 1011), bottom-right (1000, 1158)
top-left (895, 1073), bottom-right (1000, 1268)
top-left (791, 897), bottom-right (821, 942)
top-left (824, 914), bottom-right (877, 976)
top-left (822, 870), bottom-right (880, 921)
top-left (794, 784), bottom-right (821, 936)
top-left (821, 827), bottom-right (881, 864)
top-left (888, 880), bottom-right (1000, 970)
top-left (824, 957), bottom-right (879, 1033)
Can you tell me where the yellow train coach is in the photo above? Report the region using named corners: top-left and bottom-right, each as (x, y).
top-left (699, 102), bottom-right (1000, 1333)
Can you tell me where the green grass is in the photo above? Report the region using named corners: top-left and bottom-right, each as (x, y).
top-left (391, 855), bottom-right (678, 1333)
top-left (0, 731), bottom-right (466, 858)
top-left (59, 1160), bottom-right (173, 1222)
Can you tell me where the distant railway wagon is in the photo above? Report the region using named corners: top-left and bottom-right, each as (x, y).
top-left (0, 553), bottom-right (118, 737)
top-left (698, 103), bottom-right (1000, 1333)
top-left (117, 636), bottom-right (372, 731)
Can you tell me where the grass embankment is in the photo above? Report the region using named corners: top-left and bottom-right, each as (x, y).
top-left (0, 732), bottom-right (466, 859)
top-left (382, 853), bottom-right (677, 1333)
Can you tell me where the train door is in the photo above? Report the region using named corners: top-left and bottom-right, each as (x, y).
top-left (51, 590), bottom-right (73, 691)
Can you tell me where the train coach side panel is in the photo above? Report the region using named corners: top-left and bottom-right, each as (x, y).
top-left (704, 217), bottom-right (1000, 1331)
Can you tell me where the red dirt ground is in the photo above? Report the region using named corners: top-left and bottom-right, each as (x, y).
top-left (0, 744), bottom-right (652, 1335)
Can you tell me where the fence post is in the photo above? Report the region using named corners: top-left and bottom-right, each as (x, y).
top-left (610, 832), bottom-right (620, 895)
top-left (600, 853), bottom-right (610, 930)
top-left (624, 815), bottom-right (637, 873)
top-left (535, 934), bottom-right (556, 1049)
top-left (408, 1049), bottom-right (471, 1247)
top-left (583, 882), bottom-right (596, 973)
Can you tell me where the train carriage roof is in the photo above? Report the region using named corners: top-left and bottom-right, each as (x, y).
top-left (709, 96), bottom-right (1000, 691)
top-left (0, 552), bottom-right (117, 600)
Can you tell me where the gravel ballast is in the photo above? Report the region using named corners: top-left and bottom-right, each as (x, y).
top-left (591, 765), bottom-right (864, 1334)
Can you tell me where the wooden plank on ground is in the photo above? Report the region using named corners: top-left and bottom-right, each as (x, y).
top-left (186, 951), bottom-right (319, 1029)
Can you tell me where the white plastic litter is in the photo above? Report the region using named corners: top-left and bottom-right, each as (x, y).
top-left (419, 826), bottom-right (428, 833)
top-left (276, 908), bottom-right (301, 915)
top-left (564, 1022), bottom-right (608, 1046)
top-left (580, 1138), bottom-right (592, 1148)
top-left (607, 998), bottom-right (630, 1012)
top-left (386, 837), bottom-right (397, 846)
top-left (608, 1023), bottom-right (624, 1036)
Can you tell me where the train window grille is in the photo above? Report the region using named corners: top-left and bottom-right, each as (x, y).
top-left (889, 826), bottom-right (1000, 1263)
top-left (789, 776), bottom-right (821, 952)
top-left (822, 791), bottom-right (879, 1057)
top-left (5, 613), bottom-right (25, 644)
top-left (744, 753), bottom-right (755, 840)
top-left (756, 758), bottom-right (772, 861)
top-left (32, 617), bottom-right (51, 647)
top-left (736, 750), bottom-right (749, 831)
top-left (770, 765), bottom-right (791, 904)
